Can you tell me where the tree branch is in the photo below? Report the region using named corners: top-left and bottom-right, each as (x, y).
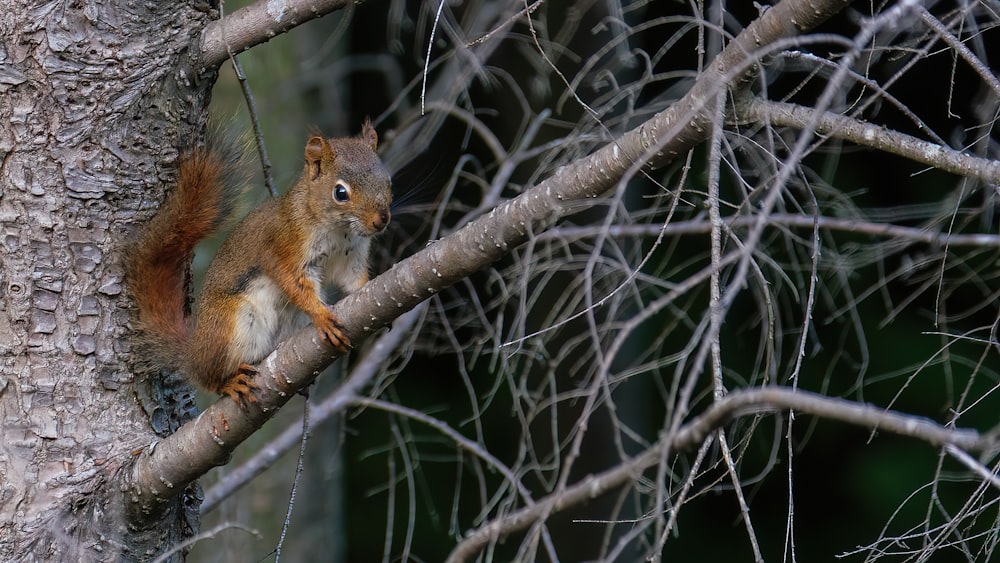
top-left (446, 387), bottom-right (996, 563)
top-left (917, 8), bottom-right (1000, 99)
top-left (735, 97), bottom-right (1000, 185)
top-left (544, 214), bottom-right (1000, 247)
top-left (197, 0), bottom-right (354, 71)
top-left (127, 0), bottom-right (854, 518)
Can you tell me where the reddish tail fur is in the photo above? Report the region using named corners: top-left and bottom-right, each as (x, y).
top-left (125, 149), bottom-right (241, 368)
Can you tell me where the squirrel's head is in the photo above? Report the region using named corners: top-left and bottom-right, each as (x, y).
top-left (303, 120), bottom-right (392, 236)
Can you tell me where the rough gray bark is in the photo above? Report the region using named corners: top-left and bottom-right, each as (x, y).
top-left (0, 1), bottom-right (217, 560)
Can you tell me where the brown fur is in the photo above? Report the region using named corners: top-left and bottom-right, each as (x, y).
top-left (124, 149), bottom-right (242, 371)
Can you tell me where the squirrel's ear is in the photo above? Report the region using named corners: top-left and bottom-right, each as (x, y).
top-left (304, 136), bottom-right (333, 180)
top-left (360, 118), bottom-right (378, 151)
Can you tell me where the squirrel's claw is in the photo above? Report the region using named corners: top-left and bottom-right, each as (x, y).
top-left (221, 365), bottom-right (259, 409)
top-left (313, 311), bottom-right (351, 352)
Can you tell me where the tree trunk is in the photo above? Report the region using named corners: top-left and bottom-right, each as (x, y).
top-left (0, 1), bottom-right (217, 559)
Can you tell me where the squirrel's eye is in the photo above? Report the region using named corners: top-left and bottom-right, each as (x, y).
top-left (333, 182), bottom-right (350, 202)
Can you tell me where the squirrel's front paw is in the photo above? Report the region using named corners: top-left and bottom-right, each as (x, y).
top-left (221, 365), bottom-right (259, 410)
top-left (312, 310), bottom-right (351, 352)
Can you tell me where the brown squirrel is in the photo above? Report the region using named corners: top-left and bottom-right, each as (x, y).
top-left (125, 121), bottom-right (392, 406)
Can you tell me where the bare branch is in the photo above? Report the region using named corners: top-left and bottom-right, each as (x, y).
top-left (545, 214), bottom-right (1000, 247)
top-left (735, 97), bottom-right (1000, 185)
top-left (945, 444), bottom-right (1000, 492)
top-left (198, 0), bottom-right (353, 70)
top-left (150, 523), bottom-right (260, 563)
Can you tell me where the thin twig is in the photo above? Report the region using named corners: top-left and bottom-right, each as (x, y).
top-left (420, 0), bottom-right (447, 115)
top-left (274, 392), bottom-right (310, 562)
top-left (219, 0), bottom-right (275, 197)
top-left (466, 0), bottom-right (543, 47)
top-left (150, 523), bottom-right (260, 563)
top-left (708, 81), bottom-right (764, 562)
top-left (351, 398), bottom-right (542, 507)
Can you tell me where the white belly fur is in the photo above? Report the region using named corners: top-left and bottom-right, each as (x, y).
top-left (231, 275), bottom-right (308, 364)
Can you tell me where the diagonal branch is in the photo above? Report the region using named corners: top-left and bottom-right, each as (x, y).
top-left (545, 215), bottom-right (1000, 247)
top-left (735, 98), bottom-right (1000, 184)
top-left (197, 0), bottom-right (355, 70)
top-left (126, 0), bottom-right (853, 520)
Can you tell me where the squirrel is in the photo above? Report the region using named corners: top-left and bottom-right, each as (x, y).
top-left (125, 121), bottom-right (392, 406)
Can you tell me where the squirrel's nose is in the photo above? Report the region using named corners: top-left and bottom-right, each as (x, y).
top-left (372, 210), bottom-right (390, 232)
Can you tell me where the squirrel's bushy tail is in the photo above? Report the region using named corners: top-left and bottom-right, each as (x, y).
top-left (125, 147), bottom-right (244, 367)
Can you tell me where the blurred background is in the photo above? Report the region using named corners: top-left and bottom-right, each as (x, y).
top-left (189, 1), bottom-right (1000, 561)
